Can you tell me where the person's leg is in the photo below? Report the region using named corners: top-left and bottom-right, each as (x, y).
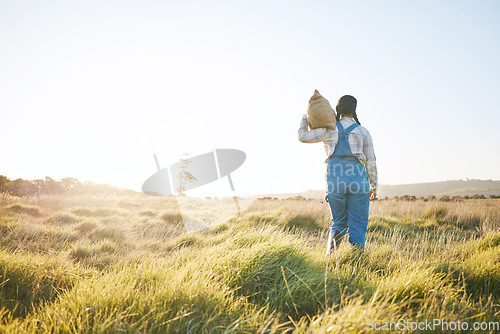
top-left (326, 191), bottom-right (348, 252)
top-left (326, 159), bottom-right (349, 253)
top-left (346, 190), bottom-right (370, 247)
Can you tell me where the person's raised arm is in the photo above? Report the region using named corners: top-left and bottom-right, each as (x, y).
top-left (298, 114), bottom-right (327, 143)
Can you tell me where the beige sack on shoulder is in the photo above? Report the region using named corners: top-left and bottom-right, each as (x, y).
top-left (306, 90), bottom-right (337, 130)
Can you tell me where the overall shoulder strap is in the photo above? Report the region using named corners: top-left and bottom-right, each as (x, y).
top-left (344, 123), bottom-right (359, 134)
top-left (336, 122), bottom-right (345, 131)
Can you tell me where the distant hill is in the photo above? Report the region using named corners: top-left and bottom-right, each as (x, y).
top-left (256, 180), bottom-right (500, 199)
top-left (378, 180), bottom-right (500, 198)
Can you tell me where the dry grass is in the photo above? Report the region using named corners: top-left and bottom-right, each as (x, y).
top-left (0, 193), bottom-right (498, 333)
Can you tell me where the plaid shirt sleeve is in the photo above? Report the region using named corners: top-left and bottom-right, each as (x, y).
top-left (298, 114), bottom-right (327, 143)
top-left (361, 129), bottom-right (378, 191)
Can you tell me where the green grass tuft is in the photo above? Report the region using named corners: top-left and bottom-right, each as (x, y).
top-left (4, 203), bottom-right (43, 217)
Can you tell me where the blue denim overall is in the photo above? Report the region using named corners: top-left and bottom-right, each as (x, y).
top-left (326, 121), bottom-right (370, 247)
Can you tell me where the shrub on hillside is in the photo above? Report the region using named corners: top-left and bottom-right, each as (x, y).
top-left (424, 195), bottom-right (436, 202)
top-left (439, 195), bottom-right (451, 202)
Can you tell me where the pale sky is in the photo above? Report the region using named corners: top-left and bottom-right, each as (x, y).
top-left (1, 0), bottom-right (499, 197)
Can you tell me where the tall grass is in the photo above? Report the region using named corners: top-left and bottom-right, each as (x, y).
top-left (0, 193), bottom-right (498, 333)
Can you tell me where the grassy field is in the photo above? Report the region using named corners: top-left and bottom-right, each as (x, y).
top-left (0, 192), bottom-right (499, 333)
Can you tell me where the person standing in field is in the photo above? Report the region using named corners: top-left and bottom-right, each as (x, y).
top-left (298, 95), bottom-right (377, 253)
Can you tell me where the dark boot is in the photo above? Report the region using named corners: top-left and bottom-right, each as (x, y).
top-left (326, 230), bottom-right (344, 255)
top-left (333, 230), bottom-right (343, 250)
